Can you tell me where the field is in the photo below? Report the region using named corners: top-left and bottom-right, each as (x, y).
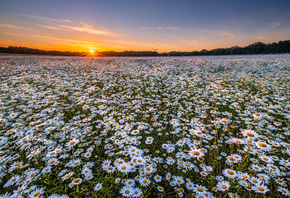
top-left (0, 54), bottom-right (289, 198)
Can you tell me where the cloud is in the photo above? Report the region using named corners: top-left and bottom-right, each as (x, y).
top-left (2, 32), bottom-right (22, 36)
top-left (269, 22), bottom-right (281, 29)
top-left (217, 31), bottom-right (235, 39)
top-left (59, 24), bottom-right (117, 36)
top-left (10, 13), bottom-right (71, 23)
top-left (140, 26), bottom-right (190, 31)
top-left (31, 35), bottom-right (98, 45)
top-left (0, 24), bottom-right (35, 31)
top-left (10, 13), bottom-right (119, 37)
top-left (0, 24), bottom-right (21, 29)
top-left (37, 25), bottom-right (64, 31)
top-left (182, 40), bottom-right (198, 45)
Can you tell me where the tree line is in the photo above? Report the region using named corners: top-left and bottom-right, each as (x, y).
top-left (1, 40), bottom-right (289, 57)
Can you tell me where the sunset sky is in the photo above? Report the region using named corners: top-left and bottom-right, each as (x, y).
top-left (1, 0), bottom-right (290, 53)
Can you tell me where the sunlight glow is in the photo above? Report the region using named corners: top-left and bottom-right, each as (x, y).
top-left (90, 50), bottom-right (94, 53)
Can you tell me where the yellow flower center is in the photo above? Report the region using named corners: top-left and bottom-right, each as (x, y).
top-left (259, 143), bottom-right (267, 147)
top-left (227, 170), bottom-right (234, 175)
top-left (247, 133), bottom-right (254, 137)
top-left (65, 174), bottom-right (71, 178)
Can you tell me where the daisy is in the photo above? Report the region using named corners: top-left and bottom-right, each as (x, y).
top-left (274, 178), bottom-right (285, 185)
top-left (131, 188), bottom-right (142, 198)
top-left (154, 175), bottom-right (162, 182)
top-left (253, 113), bottom-right (263, 120)
top-left (28, 187), bottom-right (45, 198)
top-left (84, 162), bottom-right (94, 169)
top-left (255, 141), bottom-right (272, 151)
top-left (251, 164), bottom-right (262, 172)
top-left (215, 176), bottom-right (224, 181)
top-left (72, 178), bottom-right (82, 185)
top-left (222, 169), bottom-right (237, 178)
top-left (94, 183), bottom-right (102, 191)
top-left (144, 165), bottom-right (154, 174)
top-left (111, 178), bottom-right (120, 184)
top-left (194, 184), bottom-right (207, 193)
top-left (259, 155), bottom-right (273, 163)
top-left (139, 177), bottom-right (151, 187)
top-left (252, 184), bottom-right (269, 194)
top-left (65, 138), bottom-right (79, 148)
top-left (102, 159), bottom-right (111, 169)
top-left (228, 192), bottom-right (240, 198)
top-left (188, 148), bottom-right (204, 159)
top-left (61, 172), bottom-right (74, 181)
top-left (216, 180), bottom-right (230, 191)
top-left (230, 138), bottom-right (244, 144)
top-left (82, 167), bottom-right (92, 175)
top-left (185, 181), bottom-right (195, 190)
top-left (124, 179), bottom-right (135, 187)
top-left (4, 175), bottom-right (20, 187)
top-left (249, 177), bottom-right (263, 185)
top-left (117, 163), bottom-right (132, 174)
top-left (277, 186), bottom-right (290, 196)
top-left (41, 166), bottom-right (52, 174)
top-left (120, 186), bottom-right (134, 197)
top-left (58, 169), bottom-right (67, 177)
top-left (238, 180), bottom-right (249, 188)
top-left (175, 176), bottom-right (184, 186)
top-left (157, 186), bottom-right (164, 192)
top-left (241, 129), bottom-right (258, 139)
top-left (105, 166), bottom-right (116, 173)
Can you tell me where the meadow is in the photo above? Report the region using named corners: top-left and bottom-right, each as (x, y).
top-left (0, 54), bottom-right (289, 198)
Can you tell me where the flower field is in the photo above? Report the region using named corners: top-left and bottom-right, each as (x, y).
top-left (0, 54), bottom-right (289, 198)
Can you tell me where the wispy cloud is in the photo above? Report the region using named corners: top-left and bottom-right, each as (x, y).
top-left (59, 23), bottom-right (117, 36)
top-left (0, 24), bottom-right (35, 31)
top-left (0, 24), bottom-right (25, 29)
top-left (31, 35), bottom-right (98, 45)
top-left (108, 39), bottom-right (180, 50)
top-left (10, 13), bottom-right (119, 37)
top-left (37, 25), bottom-right (64, 31)
top-left (217, 31), bottom-right (235, 39)
top-left (139, 26), bottom-right (235, 39)
top-left (182, 40), bottom-right (198, 45)
top-left (269, 22), bottom-right (281, 29)
top-left (140, 26), bottom-right (190, 31)
top-left (10, 13), bottom-right (71, 23)
top-left (2, 32), bottom-right (23, 36)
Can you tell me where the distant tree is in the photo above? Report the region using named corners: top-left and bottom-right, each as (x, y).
top-left (1, 40), bottom-right (290, 57)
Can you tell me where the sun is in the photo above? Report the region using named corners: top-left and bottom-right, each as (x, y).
top-left (89, 50), bottom-right (94, 54)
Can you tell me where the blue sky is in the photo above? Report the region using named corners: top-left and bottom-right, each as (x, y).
top-left (0, 0), bottom-right (289, 52)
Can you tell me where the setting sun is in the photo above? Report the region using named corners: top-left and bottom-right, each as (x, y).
top-left (89, 50), bottom-right (94, 53)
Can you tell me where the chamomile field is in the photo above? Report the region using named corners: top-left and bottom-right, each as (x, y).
top-left (0, 54), bottom-right (289, 198)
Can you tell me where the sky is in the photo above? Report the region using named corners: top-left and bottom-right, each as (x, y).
top-left (0, 0), bottom-right (290, 53)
